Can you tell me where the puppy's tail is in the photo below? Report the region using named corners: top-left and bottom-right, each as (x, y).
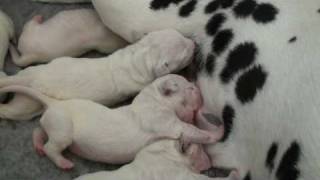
top-left (0, 85), bottom-right (56, 108)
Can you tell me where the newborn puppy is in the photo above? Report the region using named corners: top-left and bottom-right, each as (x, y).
top-left (10, 9), bottom-right (128, 67)
top-left (0, 10), bottom-right (14, 70)
top-left (75, 140), bottom-right (238, 180)
top-left (0, 74), bottom-right (223, 169)
top-left (0, 29), bottom-right (194, 121)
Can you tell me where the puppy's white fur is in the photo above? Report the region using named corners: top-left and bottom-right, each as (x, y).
top-left (75, 140), bottom-right (238, 180)
top-left (0, 10), bottom-right (14, 70)
top-left (10, 9), bottom-right (128, 67)
top-left (0, 75), bottom-right (222, 169)
top-left (0, 29), bottom-right (194, 121)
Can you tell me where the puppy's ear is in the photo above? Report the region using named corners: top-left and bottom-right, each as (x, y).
top-left (158, 79), bottom-right (179, 97)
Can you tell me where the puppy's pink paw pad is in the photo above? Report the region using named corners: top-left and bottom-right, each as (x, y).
top-left (59, 159), bottom-right (74, 170)
top-left (34, 145), bottom-right (45, 156)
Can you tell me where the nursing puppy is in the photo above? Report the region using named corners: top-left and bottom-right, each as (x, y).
top-left (10, 9), bottom-right (128, 67)
top-left (0, 75), bottom-right (222, 169)
top-left (0, 29), bottom-right (194, 121)
top-left (0, 10), bottom-right (14, 70)
top-left (75, 140), bottom-right (238, 180)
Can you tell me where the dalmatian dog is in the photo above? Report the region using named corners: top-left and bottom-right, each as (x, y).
top-left (10, 8), bottom-right (128, 67)
top-left (0, 29), bottom-right (194, 121)
top-left (32, 0), bottom-right (320, 179)
top-left (0, 74), bottom-right (223, 170)
top-left (75, 140), bottom-right (239, 180)
top-left (0, 10), bottom-right (14, 70)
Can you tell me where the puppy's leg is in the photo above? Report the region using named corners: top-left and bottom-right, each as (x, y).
top-left (179, 122), bottom-right (223, 144)
top-left (33, 127), bottom-right (47, 156)
top-left (41, 107), bottom-right (74, 170)
top-left (0, 94), bottom-right (42, 120)
top-left (185, 144), bottom-right (211, 173)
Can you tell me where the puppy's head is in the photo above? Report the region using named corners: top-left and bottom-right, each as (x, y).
top-left (154, 74), bottom-right (202, 123)
top-left (141, 29), bottom-right (195, 77)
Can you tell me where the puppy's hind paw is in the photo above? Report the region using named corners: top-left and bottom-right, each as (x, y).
top-left (35, 144), bottom-right (46, 156)
top-left (59, 159), bottom-right (74, 171)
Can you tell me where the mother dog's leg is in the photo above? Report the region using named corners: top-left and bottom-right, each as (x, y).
top-left (0, 94), bottom-right (42, 120)
top-left (92, 0), bottom-right (209, 42)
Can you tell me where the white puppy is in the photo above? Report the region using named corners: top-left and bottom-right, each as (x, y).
top-left (75, 140), bottom-right (238, 180)
top-left (0, 29), bottom-right (195, 121)
top-left (10, 9), bottom-right (128, 67)
top-left (0, 75), bottom-right (222, 169)
top-left (0, 10), bottom-right (14, 70)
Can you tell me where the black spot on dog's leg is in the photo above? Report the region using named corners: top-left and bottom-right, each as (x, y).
top-left (205, 0), bottom-right (220, 14)
top-left (235, 65), bottom-right (268, 104)
top-left (220, 0), bottom-right (235, 9)
top-left (276, 141), bottom-right (301, 180)
top-left (318, 9), bottom-right (320, 13)
top-left (205, 53), bottom-right (216, 75)
top-left (150, 0), bottom-right (185, 10)
top-left (179, 0), bottom-right (197, 17)
top-left (289, 36), bottom-right (297, 43)
top-left (233, 0), bottom-right (257, 18)
top-left (213, 29), bottom-right (234, 55)
top-left (253, 3), bottom-right (278, 23)
top-left (266, 142), bottom-right (278, 171)
top-left (220, 105), bottom-right (235, 142)
top-left (220, 42), bottom-right (258, 83)
top-left (206, 13), bottom-right (227, 36)
top-left (244, 172), bottom-right (251, 180)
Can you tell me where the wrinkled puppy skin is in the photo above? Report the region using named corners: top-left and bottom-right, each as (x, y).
top-left (0, 10), bottom-right (14, 70)
top-left (0, 74), bottom-right (222, 170)
top-left (0, 29), bottom-right (195, 121)
top-left (10, 9), bottom-right (128, 67)
top-left (75, 140), bottom-right (239, 180)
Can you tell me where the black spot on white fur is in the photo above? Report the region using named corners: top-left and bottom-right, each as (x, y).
top-left (205, 0), bottom-right (220, 14)
top-left (252, 3), bottom-right (278, 23)
top-left (205, 53), bottom-right (216, 75)
top-left (179, 0), bottom-right (197, 17)
top-left (289, 36), bottom-right (297, 43)
top-left (233, 0), bottom-right (257, 18)
top-left (220, 105), bottom-right (235, 142)
top-left (220, 42), bottom-right (257, 83)
top-left (150, 0), bottom-right (185, 10)
top-left (220, 0), bottom-right (235, 9)
top-left (235, 65), bottom-right (267, 104)
top-left (276, 141), bottom-right (301, 180)
top-left (243, 173), bottom-right (251, 180)
top-left (266, 142), bottom-right (278, 171)
top-left (212, 29), bottom-right (234, 55)
top-left (206, 13), bottom-right (227, 36)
